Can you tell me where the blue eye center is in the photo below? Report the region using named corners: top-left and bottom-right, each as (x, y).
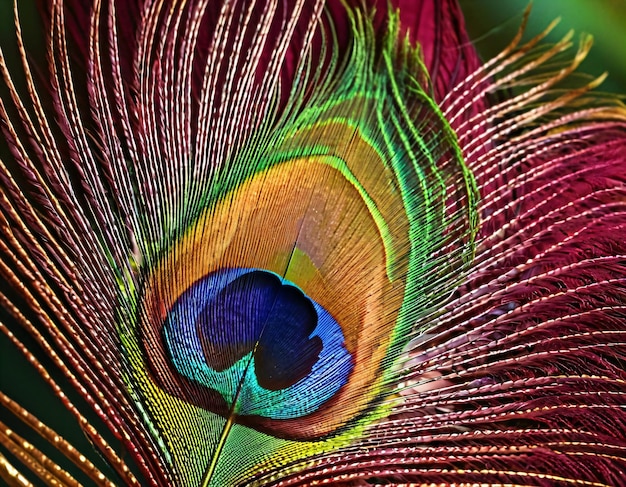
top-left (197, 270), bottom-right (322, 389)
top-left (162, 268), bottom-right (353, 419)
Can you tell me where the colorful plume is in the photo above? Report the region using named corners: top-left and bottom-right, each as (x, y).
top-left (1, 0), bottom-right (625, 485)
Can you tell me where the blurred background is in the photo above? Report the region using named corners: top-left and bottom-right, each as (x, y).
top-left (460, 0), bottom-right (626, 94)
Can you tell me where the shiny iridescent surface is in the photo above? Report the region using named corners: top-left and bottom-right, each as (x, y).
top-left (0, 1), bottom-right (625, 485)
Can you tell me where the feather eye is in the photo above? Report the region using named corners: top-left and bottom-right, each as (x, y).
top-left (126, 10), bottom-right (479, 482)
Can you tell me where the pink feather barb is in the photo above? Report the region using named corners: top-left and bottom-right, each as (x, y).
top-left (1, 0), bottom-right (626, 485)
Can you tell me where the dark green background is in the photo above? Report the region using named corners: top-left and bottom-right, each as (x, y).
top-left (460, 0), bottom-right (626, 94)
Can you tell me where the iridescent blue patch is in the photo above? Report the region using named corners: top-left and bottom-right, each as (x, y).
top-left (163, 268), bottom-right (353, 419)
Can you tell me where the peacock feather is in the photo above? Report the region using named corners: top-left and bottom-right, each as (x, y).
top-left (1, 0), bottom-right (625, 485)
